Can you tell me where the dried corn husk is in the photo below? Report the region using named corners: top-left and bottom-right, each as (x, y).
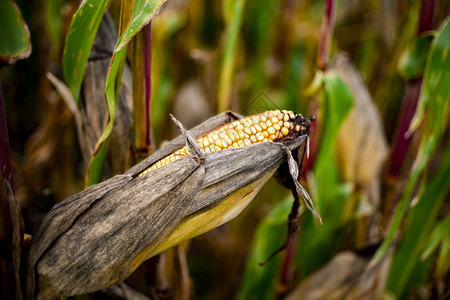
top-left (334, 54), bottom-right (388, 211)
top-left (26, 111), bottom-right (318, 299)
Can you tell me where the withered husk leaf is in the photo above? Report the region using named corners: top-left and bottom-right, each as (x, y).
top-left (26, 111), bottom-right (316, 299)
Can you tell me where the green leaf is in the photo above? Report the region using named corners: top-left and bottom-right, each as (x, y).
top-left (409, 19), bottom-right (450, 133)
top-left (294, 179), bottom-right (352, 277)
top-left (421, 217), bottom-right (450, 260)
top-left (376, 18), bottom-right (450, 262)
top-left (436, 233), bottom-right (450, 278)
top-left (313, 71), bottom-right (354, 211)
top-left (63, 0), bottom-right (109, 104)
top-left (116, 0), bottom-right (168, 51)
top-left (386, 140), bottom-right (450, 297)
top-left (421, 216), bottom-right (450, 278)
top-left (318, 72), bottom-right (354, 163)
top-left (0, 0), bottom-right (31, 65)
top-left (237, 196), bottom-right (292, 300)
top-left (86, 141), bottom-right (108, 186)
top-left (86, 0), bottom-right (168, 185)
top-left (397, 33), bottom-right (433, 80)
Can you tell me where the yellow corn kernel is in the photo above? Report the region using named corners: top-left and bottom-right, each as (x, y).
top-left (260, 122), bottom-right (267, 130)
top-left (215, 139), bottom-right (223, 148)
top-left (136, 110), bottom-right (308, 177)
top-left (222, 139), bottom-right (228, 148)
top-left (256, 132), bottom-right (264, 141)
top-left (267, 127), bottom-right (276, 135)
top-left (223, 135), bottom-right (232, 146)
top-left (203, 138), bottom-right (210, 147)
top-left (227, 130), bottom-right (236, 141)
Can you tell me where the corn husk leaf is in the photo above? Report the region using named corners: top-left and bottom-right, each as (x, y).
top-left (26, 111), bottom-right (315, 299)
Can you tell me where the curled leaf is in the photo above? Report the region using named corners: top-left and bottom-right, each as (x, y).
top-left (283, 146), bottom-right (322, 224)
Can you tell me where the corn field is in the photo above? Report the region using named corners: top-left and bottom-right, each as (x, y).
top-left (0, 0), bottom-right (449, 299)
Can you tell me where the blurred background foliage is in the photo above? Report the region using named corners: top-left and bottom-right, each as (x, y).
top-left (0, 0), bottom-right (449, 299)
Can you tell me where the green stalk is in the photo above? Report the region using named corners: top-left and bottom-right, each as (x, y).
top-left (217, 0), bottom-right (246, 113)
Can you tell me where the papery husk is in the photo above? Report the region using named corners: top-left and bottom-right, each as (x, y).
top-left (80, 13), bottom-right (134, 174)
top-left (333, 53), bottom-right (388, 211)
top-left (26, 111), bottom-right (313, 299)
top-left (285, 248), bottom-right (393, 300)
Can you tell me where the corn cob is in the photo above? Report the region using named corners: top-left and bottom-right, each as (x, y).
top-left (138, 110), bottom-right (313, 177)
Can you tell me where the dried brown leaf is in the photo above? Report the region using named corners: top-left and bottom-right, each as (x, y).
top-left (333, 53), bottom-right (388, 211)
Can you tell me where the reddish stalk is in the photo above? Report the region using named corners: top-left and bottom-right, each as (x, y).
top-left (302, 0), bottom-right (335, 174)
top-left (276, 193), bottom-right (300, 299)
top-left (317, 0), bottom-right (335, 70)
top-left (388, 79), bottom-right (422, 178)
top-left (0, 79), bottom-right (13, 189)
top-left (388, 0), bottom-right (436, 179)
top-left (417, 0), bottom-right (436, 34)
top-left (0, 77), bottom-right (15, 300)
